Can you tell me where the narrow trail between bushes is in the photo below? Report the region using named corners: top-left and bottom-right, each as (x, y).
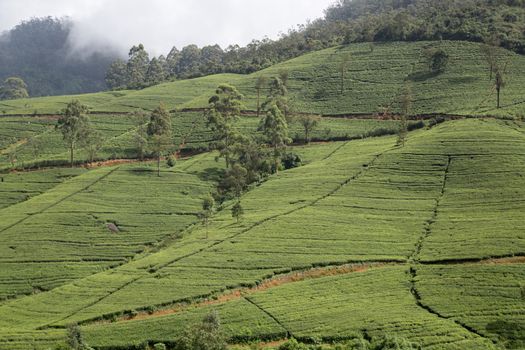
top-left (97, 263), bottom-right (388, 325)
top-left (56, 142), bottom-right (398, 327)
top-left (410, 155), bottom-right (452, 262)
top-left (82, 254), bottom-right (525, 327)
top-left (42, 135), bottom-right (525, 330)
top-left (408, 267), bottom-right (497, 345)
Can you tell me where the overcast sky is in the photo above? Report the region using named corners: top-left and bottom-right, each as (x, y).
top-left (0, 0), bottom-right (335, 56)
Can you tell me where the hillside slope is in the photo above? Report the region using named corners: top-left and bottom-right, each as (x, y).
top-left (0, 119), bottom-right (523, 349)
top-left (1, 41), bottom-right (524, 117)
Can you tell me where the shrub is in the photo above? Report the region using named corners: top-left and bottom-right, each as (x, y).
top-left (407, 121), bottom-right (425, 131)
top-left (278, 338), bottom-right (310, 350)
top-left (429, 50), bottom-right (449, 74)
top-left (167, 155), bottom-right (176, 168)
top-left (370, 334), bottom-right (421, 350)
top-left (427, 117), bottom-right (446, 128)
top-left (175, 311), bottom-right (227, 350)
top-left (154, 343), bottom-right (167, 350)
top-left (282, 153), bottom-right (302, 170)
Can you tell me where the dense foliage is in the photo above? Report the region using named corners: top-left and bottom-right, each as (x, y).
top-left (106, 0), bottom-right (525, 90)
top-left (0, 17), bottom-right (117, 97)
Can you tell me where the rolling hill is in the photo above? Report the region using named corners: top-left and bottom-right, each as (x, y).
top-left (0, 118), bottom-right (523, 349)
top-left (0, 41), bottom-right (524, 117)
top-left (0, 34), bottom-right (524, 350)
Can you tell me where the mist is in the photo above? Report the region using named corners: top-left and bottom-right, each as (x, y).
top-left (0, 0), bottom-right (335, 58)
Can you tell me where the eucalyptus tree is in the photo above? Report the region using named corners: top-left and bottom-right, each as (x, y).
top-left (147, 103), bottom-right (172, 176)
top-left (56, 100), bottom-right (90, 167)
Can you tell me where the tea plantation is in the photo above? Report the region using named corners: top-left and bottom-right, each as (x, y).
top-left (0, 41), bottom-right (524, 117)
top-left (0, 113), bottom-right (406, 170)
top-left (0, 39), bottom-right (524, 350)
top-left (0, 118), bottom-right (523, 349)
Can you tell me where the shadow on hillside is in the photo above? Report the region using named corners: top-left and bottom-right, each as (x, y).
top-left (406, 71), bottom-right (440, 81)
top-left (486, 320), bottom-right (525, 349)
top-left (194, 167), bottom-right (224, 182)
top-left (447, 76), bottom-right (479, 84)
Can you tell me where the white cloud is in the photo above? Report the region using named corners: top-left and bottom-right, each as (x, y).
top-left (0, 0), bottom-right (335, 56)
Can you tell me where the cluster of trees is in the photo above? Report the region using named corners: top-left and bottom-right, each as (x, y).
top-left (0, 77), bottom-right (29, 100)
top-left (2, 1), bottom-right (522, 96)
top-left (105, 0), bottom-right (524, 91)
top-left (329, 0), bottom-right (525, 53)
top-left (0, 17), bottom-right (117, 97)
top-left (55, 100), bottom-right (176, 174)
top-left (199, 75), bottom-right (321, 229)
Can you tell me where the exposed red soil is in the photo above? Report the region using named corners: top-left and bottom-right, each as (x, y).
top-left (480, 256), bottom-right (525, 265)
top-left (116, 263), bottom-right (385, 323)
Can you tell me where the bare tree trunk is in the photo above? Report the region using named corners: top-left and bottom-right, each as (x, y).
top-left (305, 128), bottom-right (310, 145)
top-left (157, 153), bottom-right (161, 177)
top-left (70, 144), bottom-right (74, 168)
top-left (497, 88), bottom-right (500, 109)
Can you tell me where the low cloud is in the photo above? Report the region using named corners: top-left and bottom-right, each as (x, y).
top-left (1, 0), bottom-right (335, 57)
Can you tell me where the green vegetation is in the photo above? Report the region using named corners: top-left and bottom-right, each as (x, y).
top-left (0, 119), bottom-right (523, 350)
top-left (0, 111), bottom-right (410, 171)
top-left (2, 41), bottom-right (524, 117)
top-left (0, 77), bottom-right (29, 100)
top-left (0, 17), bottom-right (115, 97)
top-left (0, 3), bottom-right (524, 346)
top-left (0, 157), bottom-right (218, 301)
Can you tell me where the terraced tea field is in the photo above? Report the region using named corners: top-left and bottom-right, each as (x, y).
top-left (0, 118), bottom-right (523, 349)
top-left (0, 112), bottom-right (406, 170)
top-left (1, 41), bottom-right (524, 117)
top-left (0, 157), bottom-right (219, 301)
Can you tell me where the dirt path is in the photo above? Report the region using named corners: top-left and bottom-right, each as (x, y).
top-left (88, 254), bottom-right (525, 326)
top-left (106, 263), bottom-right (387, 324)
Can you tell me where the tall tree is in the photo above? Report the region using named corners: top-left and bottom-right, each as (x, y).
top-left (299, 115), bottom-right (320, 144)
top-left (263, 77), bottom-right (289, 120)
top-left (255, 76), bottom-right (268, 118)
top-left (201, 45), bottom-right (224, 75)
top-left (127, 44), bottom-right (150, 89)
top-left (259, 102), bottom-right (291, 172)
top-left (200, 195), bottom-right (215, 239)
top-left (231, 201), bottom-right (244, 223)
top-left (147, 103), bottom-right (172, 176)
top-left (146, 57), bottom-right (167, 85)
top-left (481, 37), bottom-right (501, 80)
top-left (278, 69), bottom-right (290, 88)
top-left (206, 84), bottom-right (244, 168)
top-left (219, 163), bottom-right (248, 198)
top-left (177, 45), bottom-right (202, 78)
top-left (81, 127), bottom-right (104, 163)
top-left (166, 47), bottom-right (181, 78)
top-left (56, 100), bottom-right (90, 167)
top-left (0, 77), bottom-right (29, 100)
top-left (105, 59), bottom-right (127, 89)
